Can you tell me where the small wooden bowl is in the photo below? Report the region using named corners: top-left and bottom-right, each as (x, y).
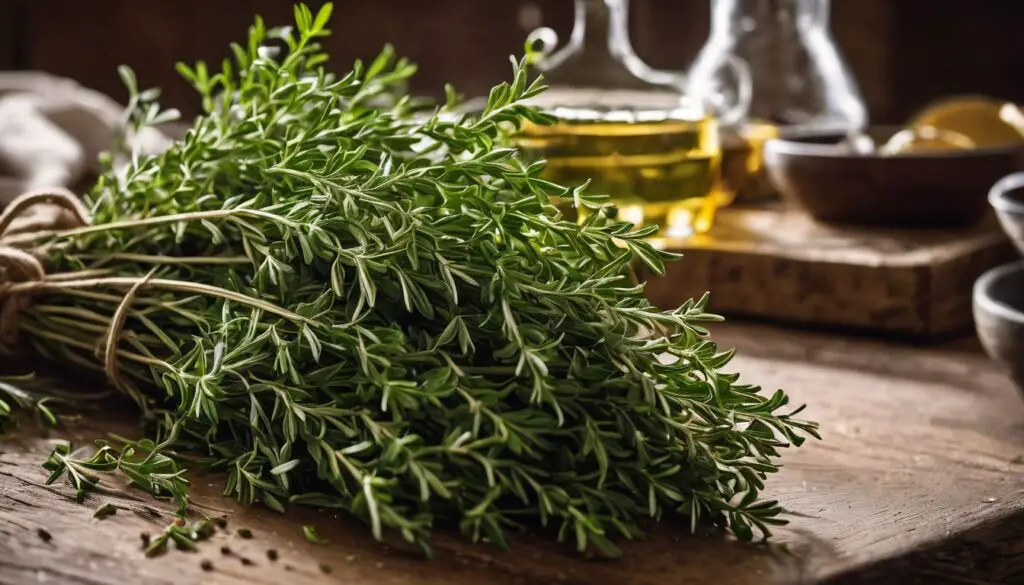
top-left (763, 126), bottom-right (1024, 227)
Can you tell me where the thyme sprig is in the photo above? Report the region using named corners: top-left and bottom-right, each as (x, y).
top-left (22, 3), bottom-right (817, 557)
top-left (0, 374), bottom-right (58, 430)
top-left (43, 440), bottom-right (190, 513)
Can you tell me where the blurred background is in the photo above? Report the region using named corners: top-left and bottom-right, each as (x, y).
top-left (1, 0), bottom-right (1022, 122)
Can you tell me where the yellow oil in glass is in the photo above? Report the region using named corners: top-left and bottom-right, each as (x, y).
top-left (515, 91), bottom-right (727, 238)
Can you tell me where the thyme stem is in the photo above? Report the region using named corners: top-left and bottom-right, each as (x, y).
top-left (7, 277), bottom-right (314, 325)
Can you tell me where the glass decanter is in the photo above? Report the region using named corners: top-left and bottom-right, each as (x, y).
top-left (517, 0), bottom-right (728, 237)
top-left (685, 0), bottom-right (868, 202)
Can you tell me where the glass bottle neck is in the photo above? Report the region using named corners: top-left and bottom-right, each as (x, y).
top-left (573, 0), bottom-right (634, 64)
top-left (711, 0), bottom-right (830, 34)
top-left (533, 0), bottom-right (680, 93)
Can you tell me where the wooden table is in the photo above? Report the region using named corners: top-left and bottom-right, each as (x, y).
top-left (1, 323), bottom-right (1023, 585)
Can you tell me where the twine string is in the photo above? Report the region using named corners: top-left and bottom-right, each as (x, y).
top-left (0, 188), bottom-right (304, 406)
top-left (0, 187), bottom-right (90, 344)
top-left (0, 188), bottom-right (141, 400)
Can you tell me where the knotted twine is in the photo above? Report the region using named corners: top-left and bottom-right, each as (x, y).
top-left (0, 187), bottom-right (151, 402)
top-left (0, 187), bottom-right (91, 340)
top-left (0, 185), bottom-right (317, 407)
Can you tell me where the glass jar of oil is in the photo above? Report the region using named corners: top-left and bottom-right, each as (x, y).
top-left (517, 89), bottom-right (723, 237)
top-left (519, 0), bottom-right (727, 238)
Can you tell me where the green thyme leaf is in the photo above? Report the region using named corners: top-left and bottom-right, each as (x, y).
top-left (93, 502), bottom-right (118, 519)
top-left (302, 525), bottom-right (327, 545)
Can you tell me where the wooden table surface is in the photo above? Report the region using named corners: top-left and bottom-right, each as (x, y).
top-left (1, 323), bottom-right (1023, 585)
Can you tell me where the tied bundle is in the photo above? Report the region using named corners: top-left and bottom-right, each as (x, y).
top-left (3, 4), bottom-right (818, 557)
top-left (0, 188), bottom-right (92, 348)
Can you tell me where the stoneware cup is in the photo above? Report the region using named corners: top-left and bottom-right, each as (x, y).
top-left (989, 171), bottom-right (1024, 254)
top-left (975, 172), bottom-right (1024, 393)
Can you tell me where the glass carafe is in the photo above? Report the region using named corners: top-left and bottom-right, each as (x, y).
top-left (686, 0), bottom-right (867, 202)
top-left (516, 0), bottom-right (732, 238)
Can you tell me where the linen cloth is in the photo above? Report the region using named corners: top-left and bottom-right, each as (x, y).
top-left (0, 71), bottom-right (173, 234)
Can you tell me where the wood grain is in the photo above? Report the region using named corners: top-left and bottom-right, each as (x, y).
top-left (317, 0), bottom-right (573, 101)
top-left (1, 323), bottom-right (1023, 585)
top-left (890, 2), bottom-right (1024, 124)
top-left (642, 207), bottom-right (1016, 340)
top-left (21, 0), bottom-right (310, 112)
top-left (18, 0), bottom-right (1024, 123)
top-left (20, 0), bottom-right (574, 115)
top-left (0, 0), bottom-right (15, 70)
top-left (830, 0), bottom-right (893, 125)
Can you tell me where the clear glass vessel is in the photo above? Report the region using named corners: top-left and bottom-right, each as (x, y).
top-left (686, 0), bottom-right (867, 202)
top-left (516, 0), bottom-right (727, 238)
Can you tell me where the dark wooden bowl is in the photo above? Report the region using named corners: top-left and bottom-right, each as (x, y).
top-left (974, 261), bottom-right (1024, 395)
top-left (763, 126), bottom-right (1024, 227)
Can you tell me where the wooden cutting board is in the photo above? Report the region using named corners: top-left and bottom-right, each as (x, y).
top-left (641, 206), bottom-right (1016, 341)
top-left (1, 323), bottom-right (1023, 585)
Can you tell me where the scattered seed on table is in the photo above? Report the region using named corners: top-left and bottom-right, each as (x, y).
top-left (237, 528), bottom-right (253, 539)
top-left (220, 546), bottom-right (232, 556)
top-left (36, 528), bottom-right (52, 543)
top-left (240, 557), bottom-right (255, 567)
top-left (140, 533), bottom-right (151, 547)
top-left (200, 560), bottom-right (214, 572)
top-left (266, 549), bottom-right (278, 561)
top-left (214, 517), bottom-right (228, 530)
top-left (319, 563), bottom-right (332, 575)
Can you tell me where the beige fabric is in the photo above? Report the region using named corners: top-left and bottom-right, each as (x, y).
top-left (0, 71), bottom-right (174, 234)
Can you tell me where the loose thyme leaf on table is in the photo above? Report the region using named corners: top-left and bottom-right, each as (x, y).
top-left (302, 524), bottom-right (327, 545)
top-left (18, 2), bottom-right (818, 558)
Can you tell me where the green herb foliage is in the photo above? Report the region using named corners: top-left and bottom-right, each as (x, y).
top-left (0, 374), bottom-right (59, 431)
top-left (21, 3), bottom-right (817, 557)
top-left (144, 517), bottom-right (216, 557)
top-left (43, 440), bottom-right (190, 513)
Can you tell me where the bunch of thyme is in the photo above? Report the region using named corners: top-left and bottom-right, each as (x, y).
top-left (12, 3), bottom-right (817, 557)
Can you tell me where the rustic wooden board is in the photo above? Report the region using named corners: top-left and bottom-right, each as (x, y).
top-left (642, 207), bottom-right (1016, 340)
top-left (1, 324), bottom-right (1023, 585)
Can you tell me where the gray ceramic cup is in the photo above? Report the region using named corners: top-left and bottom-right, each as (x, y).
top-left (974, 262), bottom-right (1024, 392)
top-left (990, 172), bottom-right (1024, 255)
top-left (975, 172), bottom-right (1024, 392)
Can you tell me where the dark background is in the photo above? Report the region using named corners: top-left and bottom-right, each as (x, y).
top-left (1, 0), bottom-right (1022, 123)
